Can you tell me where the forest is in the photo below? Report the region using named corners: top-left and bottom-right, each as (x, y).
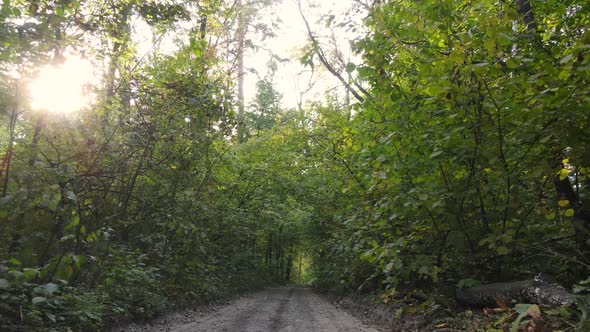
top-left (0, 0), bottom-right (589, 331)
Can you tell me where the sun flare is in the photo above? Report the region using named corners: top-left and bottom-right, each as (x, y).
top-left (28, 56), bottom-right (94, 113)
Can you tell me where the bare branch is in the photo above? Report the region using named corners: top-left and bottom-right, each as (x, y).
top-left (352, 0), bottom-right (370, 11)
top-left (296, 0), bottom-right (369, 103)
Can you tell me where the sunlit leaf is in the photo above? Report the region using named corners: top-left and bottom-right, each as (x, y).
top-left (559, 169), bottom-right (569, 180)
top-left (32, 296), bottom-right (47, 305)
top-left (45, 283), bottom-right (59, 295)
top-left (9, 257), bottom-right (22, 266)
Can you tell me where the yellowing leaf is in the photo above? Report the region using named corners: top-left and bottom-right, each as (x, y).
top-left (565, 209), bottom-right (575, 217)
top-left (484, 168), bottom-right (492, 173)
top-left (562, 158), bottom-right (569, 164)
top-left (545, 212), bottom-right (555, 220)
top-left (495, 295), bottom-right (510, 309)
top-left (559, 168), bottom-right (569, 180)
top-left (527, 304), bottom-right (542, 320)
top-left (558, 200), bottom-right (570, 207)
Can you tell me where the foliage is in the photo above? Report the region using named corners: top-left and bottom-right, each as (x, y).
top-left (0, 0), bottom-right (299, 330)
top-left (308, 0), bottom-right (590, 293)
top-left (245, 78), bottom-right (283, 136)
top-left (1, 0), bottom-right (590, 330)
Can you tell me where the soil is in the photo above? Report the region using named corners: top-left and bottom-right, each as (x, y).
top-left (113, 286), bottom-right (386, 332)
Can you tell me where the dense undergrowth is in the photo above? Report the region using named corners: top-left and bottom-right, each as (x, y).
top-left (2, 0), bottom-right (590, 331)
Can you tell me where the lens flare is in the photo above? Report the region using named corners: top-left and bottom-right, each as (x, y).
top-left (29, 57), bottom-right (94, 113)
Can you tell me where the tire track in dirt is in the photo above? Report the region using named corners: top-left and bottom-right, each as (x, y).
top-left (268, 286), bottom-right (295, 330)
top-left (118, 286), bottom-right (382, 332)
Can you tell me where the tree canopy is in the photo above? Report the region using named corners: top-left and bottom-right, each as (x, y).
top-left (1, 0), bottom-right (589, 331)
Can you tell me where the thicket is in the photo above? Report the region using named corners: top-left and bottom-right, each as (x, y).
top-left (1, 0), bottom-right (590, 331)
top-left (0, 0), bottom-right (307, 330)
top-left (311, 0), bottom-right (590, 289)
top-left (304, 0), bottom-right (590, 329)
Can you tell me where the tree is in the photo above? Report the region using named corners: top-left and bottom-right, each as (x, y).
top-left (312, 0), bottom-right (590, 295)
top-left (245, 76), bottom-right (282, 135)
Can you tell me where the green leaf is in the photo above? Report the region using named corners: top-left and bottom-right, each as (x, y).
top-left (23, 268), bottom-right (39, 281)
top-left (0, 279), bottom-right (9, 289)
top-left (45, 312), bottom-right (56, 322)
top-left (345, 62), bottom-right (356, 73)
top-left (66, 191), bottom-right (77, 201)
top-left (558, 70), bottom-right (570, 80)
top-left (418, 265), bottom-right (430, 276)
top-left (506, 58), bottom-right (519, 69)
top-left (9, 257), bottom-right (21, 266)
top-left (559, 53), bottom-right (573, 64)
top-left (511, 304), bottom-right (530, 330)
top-left (86, 232), bottom-right (98, 242)
top-left (473, 61), bottom-right (489, 67)
top-left (55, 6), bottom-right (64, 17)
top-left (32, 296), bottom-right (47, 305)
top-left (498, 234), bottom-right (513, 243)
top-left (66, 216), bottom-right (80, 230)
top-left (496, 246), bottom-right (510, 255)
top-left (384, 261), bottom-right (394, 273)
top-left (426, 84), bottom-right (445, 96)
top-left (457, 278), bottom-right (481, 288)
top-left (45, 283), bottom-right (59, 295)
top-left (511, 304), bottom-right (541, 332)
top-left (430, 150), bottom-right (442, 158)
top-left (7, 270), bottom-right (23, 281)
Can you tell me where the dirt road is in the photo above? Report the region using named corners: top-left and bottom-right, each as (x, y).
top-left (119, 286), bottom-right (381, 332)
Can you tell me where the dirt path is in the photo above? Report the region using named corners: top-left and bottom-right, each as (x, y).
top-left (117, 286), bottom-right (382, 332)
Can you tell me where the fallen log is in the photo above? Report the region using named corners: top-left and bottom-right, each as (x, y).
top-left (456, 275), bottom-right (577, 307)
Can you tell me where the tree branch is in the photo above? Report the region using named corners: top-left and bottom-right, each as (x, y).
top-left (297, 0), bottom-right (368, 103)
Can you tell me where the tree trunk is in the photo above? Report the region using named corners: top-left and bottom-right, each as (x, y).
top-left (1, 86), bottom-right (18, 197)
top-left (104, 4), bottom-right (132, 127)
top-left (236, 0), bottom-right (246, 143)
top-left (517, 0), bottom-right (537, 37)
